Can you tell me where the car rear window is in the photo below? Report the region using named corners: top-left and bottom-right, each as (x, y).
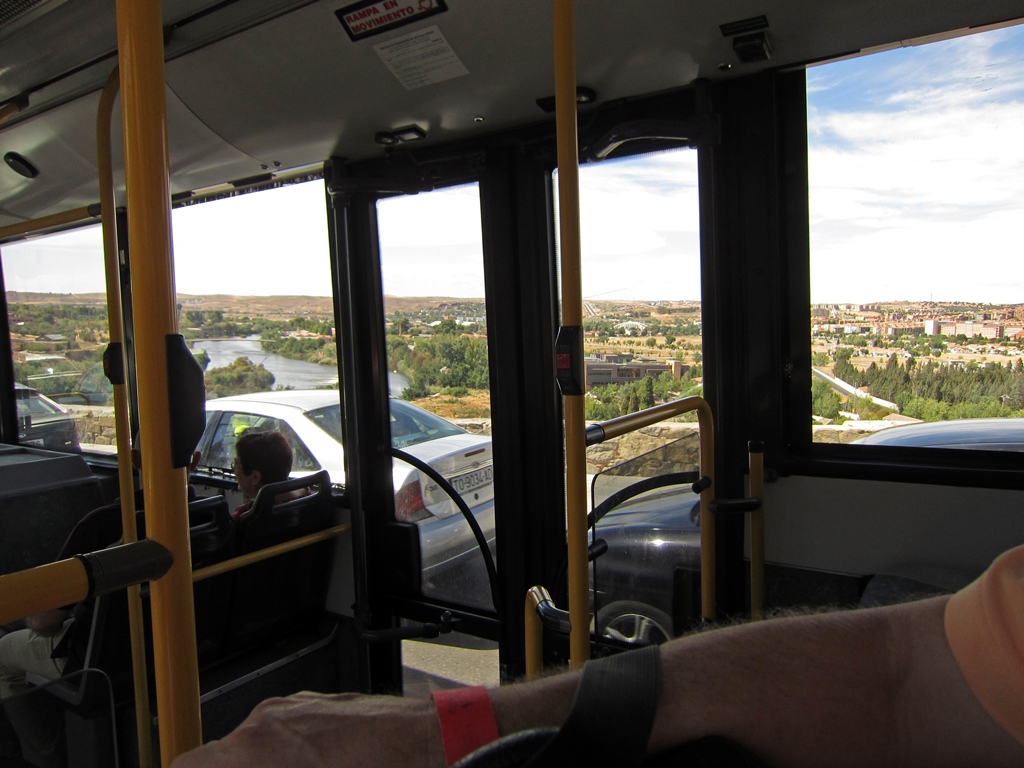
top-left (305, 401), bottom-right (466, 448)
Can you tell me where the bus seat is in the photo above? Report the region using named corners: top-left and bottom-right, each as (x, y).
top-left (0, 446), bottom-right (104, 577)
top-left (33, 495), bottom-right (236, 766)
top-left (185, 496), bottom-right (236, 668)
top-left (30, 591), bottom-right (133, 768)
top-left (221, 471), bottom-right (335, 658)
top-left (859, 564), bottom-right (977, 608)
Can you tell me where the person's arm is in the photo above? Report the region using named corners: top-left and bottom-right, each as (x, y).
top-left (25, 608), bottom-right (70, 636)
top-left (171, 596), bottom-right (1024, 768)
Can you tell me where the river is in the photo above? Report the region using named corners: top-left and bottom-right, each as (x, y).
top-left (191, 337), bottom-right (408, 394)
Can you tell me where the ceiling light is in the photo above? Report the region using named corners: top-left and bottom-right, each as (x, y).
top-left (535, 86), bottom-right (598, 113)
top-left (4, 151), bottom-right (38, 179)
top-left (375, 124), bottom-right (427, 145)
top-left (733, 31), bottom-right (772, 63)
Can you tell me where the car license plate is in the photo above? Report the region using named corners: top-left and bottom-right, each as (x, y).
top-left (449, 465), bottom-right (493, 495)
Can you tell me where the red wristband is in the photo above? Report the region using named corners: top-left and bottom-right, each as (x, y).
top-left (432, 686), bottom-right (500, 766)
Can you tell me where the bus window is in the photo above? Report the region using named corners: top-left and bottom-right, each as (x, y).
top-left (563, 148), bottom-right (702, 425)
top-left (563, 147), bottom-right (704, 641)
top-left (172, 181), bottom-right (340, 487)
top-left (808, 23), bottom-right (1024, 449)
top-left (2, 225), bottom-right (111, 454)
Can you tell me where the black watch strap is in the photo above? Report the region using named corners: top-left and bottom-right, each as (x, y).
top-left (525, 645), bottom-right (662, 768)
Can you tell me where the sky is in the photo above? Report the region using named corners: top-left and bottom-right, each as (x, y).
top-left (806, 23), bottom-right (1024, 305)
top-left (2, 22), bottom-right (1023, 306)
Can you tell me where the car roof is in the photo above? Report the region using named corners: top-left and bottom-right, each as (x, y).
top-left (205, 390), bottom-right (343, 411)
top-left (855, 418), bottom-right (1024, 449)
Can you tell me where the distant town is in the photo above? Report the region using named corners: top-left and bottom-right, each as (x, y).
top-left (812, 301), bottom-right (1024, 343)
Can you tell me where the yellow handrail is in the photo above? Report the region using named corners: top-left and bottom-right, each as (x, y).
top-left (587, 396), bottom-right (716, 618)
top-left (0, 559), bottom-right (90, 626)
top-left (114, 0), bottom-right (202, 761)
top-left (192, 523), bottom-right (351, 582)
top-left (525, 395), bottom-right (718, 670)
top-left (524, 586), bottom-right (550, 680)
top-left (0, 206), bottom-right (97, 243)
top-left (96, 63), bottom-right (154, 768)
top-left (553, 0), bottom-right (590, 670)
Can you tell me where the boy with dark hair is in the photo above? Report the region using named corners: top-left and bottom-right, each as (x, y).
top-left (231, 431), bottom-right (307, 520)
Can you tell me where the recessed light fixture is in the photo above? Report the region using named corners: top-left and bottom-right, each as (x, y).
top-left (4, 151), bottom-right (38, 179)
top-left (375, 124), bottom-right (427, 145)
top-left (535, 86), bottom-right (598, 113)
top-left (733, 31), bottom-right (772, 63)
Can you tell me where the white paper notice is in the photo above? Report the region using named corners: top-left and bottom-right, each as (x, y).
top-left (374, 25), bottom-right (469, 90)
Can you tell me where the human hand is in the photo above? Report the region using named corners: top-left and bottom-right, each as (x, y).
top-left (170, 691), bottom-right (446, 768)
top-left (25, 608), bottom-right (68, 636)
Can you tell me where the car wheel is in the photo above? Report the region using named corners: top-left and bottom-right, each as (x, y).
top-left (596, 601), bottom-right (673, 645)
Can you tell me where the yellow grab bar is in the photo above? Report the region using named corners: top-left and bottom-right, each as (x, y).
top-left (552, 0), bottom-right (590, 670)
top-left (114, 0), bottom-right (202, 761)
top-left (96, 63), bottom-right (154, 768)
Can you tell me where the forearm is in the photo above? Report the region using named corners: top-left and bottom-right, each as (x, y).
top-left (171, 597), bottom-right (1024, 768)
top-left (648, 596), bottom-right (1022, 767)
top-left (492, 597), bottom-right (1023, 768)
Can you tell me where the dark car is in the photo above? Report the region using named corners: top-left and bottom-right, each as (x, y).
top-left (588, 418), bottom-right (1024, 647)
top-left (854, 418), bottom-right (1024, 450)
top-left (582, 448), bottom-right (703, 646)
top-left (14, 382), bottom-right (80, 451)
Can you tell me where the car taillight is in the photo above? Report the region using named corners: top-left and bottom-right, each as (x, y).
top-left (394, 478), bottom-right (432, 523)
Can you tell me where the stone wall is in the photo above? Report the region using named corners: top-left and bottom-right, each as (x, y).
top-left (67, 405), bottom-right (117, 448)
top-left (453, 419), bottom-right (702, 475)
top-left (452, 420), bottom-right (884, 475)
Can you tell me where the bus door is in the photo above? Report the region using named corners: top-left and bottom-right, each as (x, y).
top-left (324, 146), bottom-right (568, 690)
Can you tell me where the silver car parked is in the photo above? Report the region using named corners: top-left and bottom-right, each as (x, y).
top-left (196, 391), bottom-right (495, 593)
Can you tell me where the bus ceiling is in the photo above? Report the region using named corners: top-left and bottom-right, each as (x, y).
top-left (1, 0), bottom-right (1022, 228)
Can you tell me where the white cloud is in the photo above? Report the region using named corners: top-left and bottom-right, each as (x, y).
top-left (809, 25), bottom-right (1024, 304)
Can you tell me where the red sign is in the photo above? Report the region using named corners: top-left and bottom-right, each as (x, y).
top-left (335, 0), bottom-right (448, 42)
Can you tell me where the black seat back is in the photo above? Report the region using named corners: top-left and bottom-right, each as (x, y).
top-left (185, 496), bottom-right (236, 667)
top-left (223, 471), bottom-right (335, 657)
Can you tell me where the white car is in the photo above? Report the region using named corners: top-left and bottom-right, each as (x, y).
top-left (196, 391), bottom-right (495, 587)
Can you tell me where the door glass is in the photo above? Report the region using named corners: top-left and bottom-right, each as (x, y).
top-left (376, 182), bottom-right (500, 690)
top-left (376, 183), bottom-right (496, 612)
top-left (559, 148), bottom-right (705, 642)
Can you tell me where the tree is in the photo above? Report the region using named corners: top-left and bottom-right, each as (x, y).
top-left (624, 388), bottom-right (640, 414)
top-left (640, 376), bottom-right (656, 409)
top-left (185, 310), bottom-right (207, 327)
top-left (811, 379), bottom-right (841, 420)
top-left (433, 319), bottom-right (460, 335)
top-left (205, 356), bottom-right (275, 398)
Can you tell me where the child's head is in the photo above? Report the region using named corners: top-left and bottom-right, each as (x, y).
top-left (234, 430), bottom-right (293, 497)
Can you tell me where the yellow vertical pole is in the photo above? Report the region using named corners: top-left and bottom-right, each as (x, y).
top-left (552, 0), bottom-right (589, 668)
top-left (96, 66), bottom-right (154, 768)
top-left (524, 587), bottom-right (549, 681)
top-left (113, 0), bottom-right (202, 762)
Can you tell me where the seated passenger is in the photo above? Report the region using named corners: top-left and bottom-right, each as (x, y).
top-left (231, 431), bottom-right (310, 521)
top-left (0, 445), bottom-right (201, 768)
